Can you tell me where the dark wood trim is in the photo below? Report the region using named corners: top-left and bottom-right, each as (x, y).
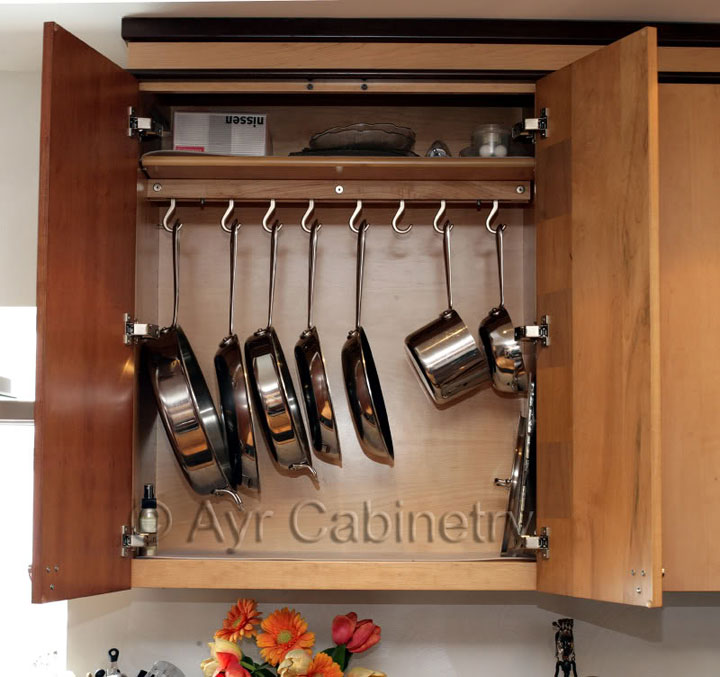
top-left (129, 68), bottom-right (720, 85)
top-left (122, 17), bottom-right (720, 48)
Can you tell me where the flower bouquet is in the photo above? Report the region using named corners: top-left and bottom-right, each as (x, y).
top-left (201, 599), bottom-right (385, 677)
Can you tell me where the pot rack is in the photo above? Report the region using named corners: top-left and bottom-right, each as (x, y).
top-left (159, 197), bottom-right (508, 236)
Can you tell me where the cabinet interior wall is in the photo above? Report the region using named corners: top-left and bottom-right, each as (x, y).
top-left (133, 195), bottom-right (536, 560)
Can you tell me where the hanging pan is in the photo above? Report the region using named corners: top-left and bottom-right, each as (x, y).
top-left (341, 219), bottom-right (394, 461)
top-left (144, 210), bottom-right (242, 509)
top-left (294, 208), bottom-right (341, 461)
top-left (478, 202), bottom-right (529, 394)
top-left (214, 202), bottom-right (259, 490)
top-left (405, 214), bottom-right (490, 404)
top-left (244, 218), bottom-right (316, 478)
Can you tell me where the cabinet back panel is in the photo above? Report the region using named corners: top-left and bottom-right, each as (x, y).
top-left (135, 203), bottom-right (532, 559)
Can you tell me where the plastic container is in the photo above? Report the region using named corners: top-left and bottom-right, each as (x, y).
top-left (471, 124), bottom-right (510, 158)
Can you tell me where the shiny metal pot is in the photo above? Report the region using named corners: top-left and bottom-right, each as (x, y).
top-left (214, 219), bottom-right (259, 490)
top-left (478, 223), bottom-right (529, 393)
top-left (145, 220), bottom-right (243, 509)
top-left (405, 221), bottom-right (490, 404)
top-left (245, 220), bottom-right (316, 478)
top-left (295, 219), bottom-right (341, 461)
top-left (342, 220), bottom-right (394, 461)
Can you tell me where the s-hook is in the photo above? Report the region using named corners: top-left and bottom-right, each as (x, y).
top-left (392, 200), bottom-right (413, 234)
top-left (301, 199), bottom-right (316, 234)
top-left (162, 198), bottom-right (179, 233)
top-left (262, 199), bottom-right (277, 234)
top-left (484, 200), bottom-right (502, 234)
top-left (349, 200), bottom-right (363, 233)
top-left (221, 199), bottom-right (239, 233)
top-left (433, 200), bottom-right (447, 234)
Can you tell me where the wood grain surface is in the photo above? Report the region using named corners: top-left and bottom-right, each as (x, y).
top-left (535, 28), bottom-right (662, 606)
top-left (132, 558), bottom-right (537, 591)
top-left (33, 23), bottom-right (139, 602)
top-left (659, 84), bottom-right (720, 592)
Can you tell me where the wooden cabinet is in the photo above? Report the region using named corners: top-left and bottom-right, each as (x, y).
top-left (31, 20), bottom-right (719, 607)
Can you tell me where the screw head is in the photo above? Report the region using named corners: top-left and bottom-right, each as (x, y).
top-left (54, 565), bottom-right (59, 572)
top-left (152, 183), bottom-right (162, 192)
top-left (50, 584), bottom-right (55, 590)
top-left (45, 566), bottom-right (51, 573)
top-left (306, 83), bottom-right (314, 90)
top-left (335, 185), bottom-right (344, 194)
top-left (641, 569), bottom-right (646, 576)
top-left (361, 83), bottom-right (368, 91)
top-left (516, 185), bottom-right (526, 194)
top-left (631, 569), bottom-right (636, 575)
top-left (636, 586), bottom-right (642, 594)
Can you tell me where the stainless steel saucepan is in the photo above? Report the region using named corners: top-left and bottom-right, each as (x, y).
top-left (295, 216), bottom-right (341, 461)
top-left (244, 220), bottom-right (316, 478)
top-left (214, 205), bottom-right (259, 490)
top-left (478, 204), bottom-right (529, 394)
top-left (342, 220), bottom-right (394, 461)
top-left (405, 219), bottom-right (490, 404)
top-left (144, 217), bottom-right (243, 509)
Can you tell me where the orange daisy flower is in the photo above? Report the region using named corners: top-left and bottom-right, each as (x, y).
top-left (256, 607), bottom-right (315, 666)
top-left (215, 599), bottom-right (262, 642)
top-left (307, 653), bottom-right (343, 677)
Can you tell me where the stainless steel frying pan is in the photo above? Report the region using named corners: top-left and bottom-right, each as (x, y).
top-left (214, 217), bottom-right (259, 490)
top-left (295, 219), bottom-right (341, 461)
top-left (244, 220), bottom-right (316, 478)
top-left (342, 220), bottom-right (394, 461)
top-left (144, 220), bottom-right (243, 508)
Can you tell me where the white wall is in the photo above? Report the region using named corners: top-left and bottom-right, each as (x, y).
top-left (68, 589), bottom-right (720, 676)
top-left (0, 71), bottom-right (40, 306)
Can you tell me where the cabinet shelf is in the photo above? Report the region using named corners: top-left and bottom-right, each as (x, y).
top-left (142, 155), bottom-right (534, 203)
top-left (131, 558), bottom-right (537, 591)
top-left (141, 154), bottom-right (535, 182)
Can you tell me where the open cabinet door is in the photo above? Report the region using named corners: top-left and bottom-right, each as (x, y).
top-left (535, 28), bottom-right (661, 606)
top-left (33, 23), bottom-right (139, 602)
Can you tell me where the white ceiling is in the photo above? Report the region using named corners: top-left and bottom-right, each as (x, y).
top-left (1, 0), bottom-right (719, 72)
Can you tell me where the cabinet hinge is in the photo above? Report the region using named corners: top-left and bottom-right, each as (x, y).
top-left (121, 525), bottom-right (157, 558)
top-left (521, 526), bottom-right (551, 560)
top-left (512, 108), bottom-right (549, 143)
top-left (515, 315), bottom-right (551, 347)
top-left (128, 106), bottom-right (165, 139)
top-left (124, 313), bottom-right (159, 345)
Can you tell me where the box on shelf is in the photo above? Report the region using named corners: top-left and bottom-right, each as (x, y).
top-left (173, 112), bottom-right (271, 156)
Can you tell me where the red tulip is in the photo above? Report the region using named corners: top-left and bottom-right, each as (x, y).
top-left (224, 664), bottom-right (251, 677)
top-left (347, 620), bottom-right (381, 653)
top-left (332, 612), bottom-right (358, 645)
top-left (332, 613), bottom-right (382, 654)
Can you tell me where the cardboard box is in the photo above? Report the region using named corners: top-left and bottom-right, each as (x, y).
top-left (173, 112), bottom-right (271, 155)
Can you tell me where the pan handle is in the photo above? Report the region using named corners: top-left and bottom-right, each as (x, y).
top-left (171, 220), bottom-right (183, 329)
top-left (442, 221), bottom-right (454, 311)
top-left (354, 220), bottom-right (369, 330)
top-left (495, 223), bottom-right (507, 309)
top-left (266, 220), bottom-right (282, 329)
top-left (228, 220), bottom-right (240, 336)
top-left (307, 220), bottom-right (321, 330)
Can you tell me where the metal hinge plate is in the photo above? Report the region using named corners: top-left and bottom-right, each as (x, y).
top-left (515, 315), bottom-right (551, 347)
top-left (522, 526), bottom-right (551, 560)
top-left (124, 313), bottom-right (159, 345)
top-left (512, 107), bottom-right (549, 143)
top-left (128, 106), bottom-right (164, 139)
top-left (121, 525), bottom-right (157, 558)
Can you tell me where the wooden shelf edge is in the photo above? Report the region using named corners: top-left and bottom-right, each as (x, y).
top-left (141, 155), bottom-right (536, 182)
top-left (131, 558), bottom-right (537, 591)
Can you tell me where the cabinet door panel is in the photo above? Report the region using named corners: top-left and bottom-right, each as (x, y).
top-left (33, 23), bottom-right (138, 602)
top-left (535, 28), bottom-right (661, 606)
top-left (660, 84), bottom-right (720, 592)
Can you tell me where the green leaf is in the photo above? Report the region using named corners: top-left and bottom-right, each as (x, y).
top-left (334, 645), bottom-right (349, 671)
top-left (321, 647), bottom-right (336, 657)
top-left (253, 669), bottom-right (276, 677)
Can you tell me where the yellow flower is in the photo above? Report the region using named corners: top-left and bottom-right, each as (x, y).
top-left (278, 648), bottom-right (313, 676)
top-left (256, 607), bottom-right (315, 666)
top-left (346, 669), bottom-right (386, 677)
top-left (215, 599), bottom-right (262, 642)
